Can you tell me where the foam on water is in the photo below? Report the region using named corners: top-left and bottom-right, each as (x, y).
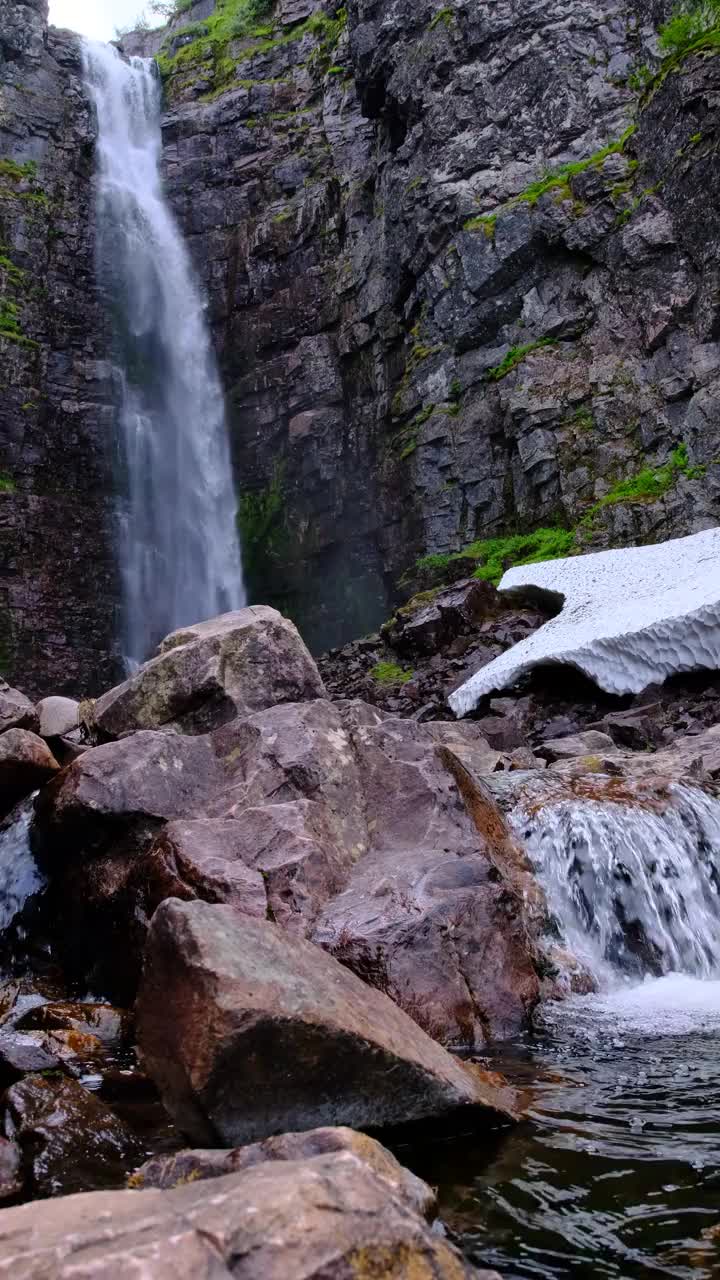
top-left (82, 43), bottom-right (244, 665)
top-left (512, 784), bottom-right (720, 995)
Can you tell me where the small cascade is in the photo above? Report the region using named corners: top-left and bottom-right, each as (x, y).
top-left (512, 784), bottom-right (720, 986)
top-left (82, 43), bottom-right (244, 666)
top-left (0, 800), bottom-right (46, 934)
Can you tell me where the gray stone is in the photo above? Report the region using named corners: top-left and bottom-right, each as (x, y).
top-left (36, 696), bottom-right (80, 738)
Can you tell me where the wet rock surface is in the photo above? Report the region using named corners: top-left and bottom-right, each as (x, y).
top-left (137, 899), bottom-right (519, 1146)
top-left (0, 1146), bottom-right (494, 1279)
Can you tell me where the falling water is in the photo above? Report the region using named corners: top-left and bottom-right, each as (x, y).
top-left (0, 800), bottom-right (45, 933)
top-left (512, 784), bottom-right (720, 986)
top-left (82, 43), bottom-right (244, 665)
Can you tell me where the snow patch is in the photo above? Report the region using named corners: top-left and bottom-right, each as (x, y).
top-left (450, 528), bottom-right (720, 715)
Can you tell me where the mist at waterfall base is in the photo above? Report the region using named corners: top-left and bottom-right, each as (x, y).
top-left (403, 786), bottom-right (720, 1280)
top-left (83, 43), bottom-right (244, 666)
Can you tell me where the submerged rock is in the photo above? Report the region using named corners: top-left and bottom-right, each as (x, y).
top-left (93, 607), bottom-right (326, 737)
top-left (0, 1137), bottom-right (22, 1203)
top-left (0, 1146), bottom-right (492, 1278)
top-left (137, 900), bottom-right (519, 1147)
top-left (2, 1074), bottom-right (143, 1198)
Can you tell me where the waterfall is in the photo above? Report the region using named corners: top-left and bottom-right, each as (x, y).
top-left (0, 801), bottom-right (45, 934)
top-left (513, 785), bottom-right (720, 987)
top-left (82, 42), bottom-right (245, 666)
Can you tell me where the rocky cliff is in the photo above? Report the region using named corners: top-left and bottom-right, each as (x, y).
top-left (3, 0), bottom-right (720, 690)
top-left (136, 0), bottom-right (720, 657)
top-left (0, 0), bottom-right (118, 698)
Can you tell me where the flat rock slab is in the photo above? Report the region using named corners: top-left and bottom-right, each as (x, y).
top-left (0, 1150), bottom-right (495, 1279)
top-left (137, 900), bottom-right (519, 1146)
top-left (450, 529), bottom-right (720, 713)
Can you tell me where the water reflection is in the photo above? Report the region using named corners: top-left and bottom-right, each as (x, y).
top-left (409, 979), bottom-right (720, 1279)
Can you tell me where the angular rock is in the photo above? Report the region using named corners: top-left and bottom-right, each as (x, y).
top-left (451, 531), bottom-right (720, 713)
top-left (137, 900), bottom-right (519, 1146)
top-left (36, 696), bottom-right (80, 739)
top-left (15, 1001), bottom-right (131, 1047)
top-left (93, 607), bottom-right (326, 738)
top-left (537, 730), bottom-right (620, 763)
top-left (0, 1030), bottom-right (61, 1087)
top-left (2, 1074), bottom-right (143, 1197)
top-left (0, 1150), bottom-right (491, 1278)
top-left (383, 579), bottom-right (496, 657)
top-left (0, 730), bottom-right (60, 819)
top-left (0, 685), bottom-right (38, 736)
top-left (136, 818), bottom-right (269, 918)
top-left (134, 1125), bottom-right (436, 1218)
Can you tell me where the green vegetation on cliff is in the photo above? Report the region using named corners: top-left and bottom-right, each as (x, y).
top-left (370, 661), bottom-right (414, 685)
top-left (416, 527), bottom-right (576, 587)
top-left (659, 0), bottom-right (720, 58)
top-left (237, 464), bottom-right (287, 582)
top-left (583, 443), bottom-right (705, 525)
top-left (487, 338), bottom-right (557, 381)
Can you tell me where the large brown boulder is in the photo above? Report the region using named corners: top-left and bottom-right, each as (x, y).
top-left (93, 607), bottom-right (326, 738)
top-left (0, 684), bottom-right (38, 735)
top-left (0, 730), bottom-right (60, 819)
top-left (0, 1147), bottom-right (494, 1278)
top-left (137, 900), bottom-right (519, 1147)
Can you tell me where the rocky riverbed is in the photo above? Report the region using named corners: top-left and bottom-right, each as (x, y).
top-left (0, 598), bottom-right (719, 1275)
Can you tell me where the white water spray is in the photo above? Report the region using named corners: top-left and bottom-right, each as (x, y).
top-left (513, 785), bottom-right (720, 987)
top-left (0, 801), bottom-right (45, 933)
top-left (82, 43), bottom-right (244, 665)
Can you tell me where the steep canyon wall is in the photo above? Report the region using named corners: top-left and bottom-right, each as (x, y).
top-left (3, 0), bottom-right (720, 690)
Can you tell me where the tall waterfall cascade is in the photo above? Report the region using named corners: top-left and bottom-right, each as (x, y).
top-left (82, 43), bottom-right (245, 666)
top-left (513, 784), bottom-right (720, 989)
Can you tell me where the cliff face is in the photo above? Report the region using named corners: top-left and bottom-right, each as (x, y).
top-left (0, 0), bottom-right (118, 697)
top-left (4, 0), bottom-right (720, 689)
top-left (150, 0), bottom-right (720, 652)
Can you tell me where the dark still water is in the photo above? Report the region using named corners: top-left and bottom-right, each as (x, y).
top-left (407, 977), bottom-right (720, 1280)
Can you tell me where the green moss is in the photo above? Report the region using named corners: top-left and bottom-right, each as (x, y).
top-left (0, 298), bottom-right (37, 348)
top-left (237, 463), bottom-right (286, 579)
top-left (158, 0), bottom-right (347, 97)
top-left (429, 7), bottom-right (454, 30)
top-left (487, 337), bottom-right (557, 381)
top-left (570, 407), bottom-right (594, 432)
top-left (370, 661), bottom-right (414, 685)
top-left (399, 437), bottom-right (418, 460)
top-left (584, 442), bottom-right (705, 523)
top-left (0, 473), bottom-right (15, 493)
top-left (464, 127), bottom-right (636, 233)
top-left (415, 526), bottom-right (576, 587)
top-left (0, 159), bottom-right (37, 181)
top-left (659, 0), bottom-right (720, 58)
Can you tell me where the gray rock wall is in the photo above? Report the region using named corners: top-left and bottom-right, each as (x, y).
top-left (0, 0), bottom-right (119, 697)
top-left (154, 0), bottom-right (720, 652)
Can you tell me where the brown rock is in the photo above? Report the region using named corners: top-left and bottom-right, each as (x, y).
top-left (313, 718), bottom-right (541, 1047)
top-left (93, 606), bottom-right (326, 738)
top-left (135, 1125), bottom-right (436, 1219)
top-left (0, 684), bottom-right (38, 736)
top-left (137, 900), bottom-right (519, 1147)
top-left (2, 1074), bottom-right (143, 1197)
top-left (537, 730), bottom-right (620, 762)
top-left (0, 730), bottom-right (60, 819)
top-left (383, 579), bottom-right (496, 657)
top-left (0, 1150), bottom-right (491, 1278)
top-left (16, 1001), bottom-right (131, 1046)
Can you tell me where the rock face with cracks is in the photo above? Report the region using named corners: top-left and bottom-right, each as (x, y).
top-left (136, 899), bottom-right (519, 1147)
top-left (451, 530), bottom-right (720, 715)
top-left (0, 1147), bottom-right (496, 1279)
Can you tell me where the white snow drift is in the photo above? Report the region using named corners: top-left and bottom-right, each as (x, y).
top-left (450, 528), bottom-right (720, 717)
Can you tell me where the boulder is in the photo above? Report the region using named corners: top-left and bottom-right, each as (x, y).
top-left (93, 607), bottom-right (326, 738)
top-left (383, 579), bottom-right (496, 657)
top-left (0, 730), bottom-right (60, 819)
top-left (36, 696), bottom-right (79, 739)
top-left (313, 717), bottom-right (542, 1046)
top-left (0, 1030), bottom-right (61, 1086)
top-left (137, 900), bottom-right (519, 1147)
top-left (451, 529), bottom-right (720, 713)
top-left (0, 684), bottom-right (38, 735)
top-left (0, 1149), bottom-right (493, 1278)
top-left (2, 1074), bottom-right (143, 1197)
top-left (537, 730), bottom-right (620, 762)
top-left (134, 1126), bottom-right (435, 1219)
